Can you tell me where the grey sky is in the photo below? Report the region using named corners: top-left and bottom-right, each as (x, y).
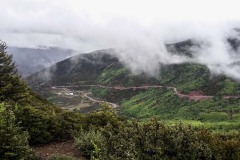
top-left (0, 0), bottom-right (239, 50)
top-left (1, 0), bottom-right (240, 79)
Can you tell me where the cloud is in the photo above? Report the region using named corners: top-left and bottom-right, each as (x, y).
top-left (0, 0), bottom-right (240, 79)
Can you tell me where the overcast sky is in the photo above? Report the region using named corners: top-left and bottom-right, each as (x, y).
top-left (1, 0), bottom-right (240, 50)
top-left (1, 0), bottom-right (240, 79)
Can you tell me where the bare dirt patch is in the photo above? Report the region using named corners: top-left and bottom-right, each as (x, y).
top-left (32, 140), bottom-right (85, 160)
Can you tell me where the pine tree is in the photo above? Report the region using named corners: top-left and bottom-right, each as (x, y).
top-left (0, 103), bottom-right (34, 160)
top-left (0, 40), bottom-right (29, 103)
top-left (0, 41), bottom-right (16, 75)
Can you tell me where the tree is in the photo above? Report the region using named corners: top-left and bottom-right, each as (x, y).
top-left (0, 40), bottom-right (29, 103)
top-left (0, 41), bottom-right (16, 75)
top-left (0, 103), bottom-right (34, 160)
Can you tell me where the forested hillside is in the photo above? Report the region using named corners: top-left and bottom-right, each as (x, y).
top-left (0, 41), bottom-right (85, 159)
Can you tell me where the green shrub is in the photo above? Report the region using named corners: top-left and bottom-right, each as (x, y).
top-left (74, 128), bottom-right (106, 159)
top-left (0, 103), bottom-right (35, 160)
top-left (74, 117), bottom-right (240, 160)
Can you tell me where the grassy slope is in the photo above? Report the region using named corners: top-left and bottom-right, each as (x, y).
top-left (120, 89), bottom-right (240, 131)
top-left (97, 62), bottom-right (160, 87)
top-left (159, 63), bottom-right (240, 95)
top-left (94, 62), bottom-right (240, 96)
top-left (92, 63), bottom-right (240, 131)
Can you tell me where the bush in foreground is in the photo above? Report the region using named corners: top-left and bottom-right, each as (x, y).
top-left (74, 114), bottom-right (240, 160)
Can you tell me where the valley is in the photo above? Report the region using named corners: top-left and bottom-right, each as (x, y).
top-left (1, 41), bottom-right (240, 159)
top-left (47, 84), bottom-right (240, 111)
top-left (39, 80), bottom-right (240, 132)
top-left (48, 86), bottom-right (118, 110)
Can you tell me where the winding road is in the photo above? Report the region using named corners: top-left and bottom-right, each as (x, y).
top-left (50, 83), bottom-right (240, 110)
top-left (52, 84), bottom-right (240, 109)
top-left (77, 91), bottom-right (118, 108)
top-left (54, 84), bottom-right (240, 101)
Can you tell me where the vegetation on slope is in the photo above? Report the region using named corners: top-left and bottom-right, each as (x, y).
top-left (74, 107), bottom-right (240, 160)
top-left (26, 48), bottom-right (240, 131)
top-left (89, 62), bottom-right (240, 131)
top-left (0, 41), bottom-right (239, 160)
top-left (0, 103), bottom-right (35, 160)
top-left (97, 63), bottom-right (159, 87)
top-left (27, 49), bottom-right (120, 88)
top-left (120, 89), bottom-right (240, 131)
top-left (0, 41), bottom-right (83, 158)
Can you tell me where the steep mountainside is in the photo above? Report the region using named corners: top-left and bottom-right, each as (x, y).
top-left (27, 49), bottom-right (121, 87)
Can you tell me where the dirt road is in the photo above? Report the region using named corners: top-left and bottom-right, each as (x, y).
top-left (54, 84), bottom-right (240, 101)
top-left (78, 91), bottom-right (118, 108)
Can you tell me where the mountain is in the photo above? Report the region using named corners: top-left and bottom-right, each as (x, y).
top-left (26, 42), bottom-right (240, 132)
top-left (7, 47), bottom-right (77, 77)
top-left (27, 48), bottom-right (159, 88)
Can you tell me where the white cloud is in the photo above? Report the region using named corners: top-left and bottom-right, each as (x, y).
top-left (0, 0), bottom-right (240, 79)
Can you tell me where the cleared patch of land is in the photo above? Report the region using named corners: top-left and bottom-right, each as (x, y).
top-left (32, 140), bottom-right (85, 160)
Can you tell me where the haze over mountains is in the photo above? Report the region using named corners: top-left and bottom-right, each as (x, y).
top-left (20, 35), bottom-right (240, 81)
top-left (2, 1), bottom-right (240, 80)
top-left (7, 47), bottom-right (77, 77)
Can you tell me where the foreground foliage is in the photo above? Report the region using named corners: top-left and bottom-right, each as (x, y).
top-left (0, 103), bottom-right (35, 160)
top-left (74, 108), bottom-right (240, 160)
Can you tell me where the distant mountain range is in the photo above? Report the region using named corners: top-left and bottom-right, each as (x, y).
top-left (7, 47), bottom-right (78, 77)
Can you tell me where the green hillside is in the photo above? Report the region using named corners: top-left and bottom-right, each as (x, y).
top-left (92, 63), bottom-right (240, 131)
top-left (0, 41), bottom-right (80, 145)
top-left (120, 89), bottom-right (240, 131)
top-left (1, 40), bottom-right (240, 159)
top-left (27, 48), bottom-right (240, 132)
